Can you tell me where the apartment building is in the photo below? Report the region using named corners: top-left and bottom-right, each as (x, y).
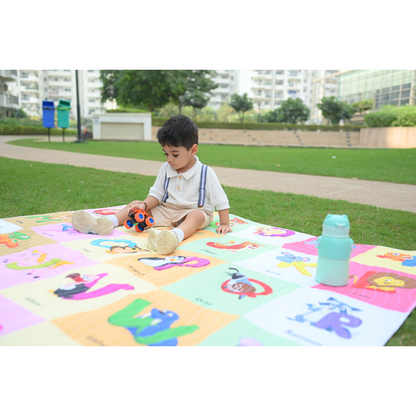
top-left (310, 69), bottom-right (416, 124)
top-left (208, 70), bottom-right (315, 112)
top-left (208, 70), bottom-right (238, 109)
top-left (4, 70), bottom-right (107, 120)
top-left (81, 70), bottom-right (106, 116)
top-left (310, 69), bottom-right (341, 124)
top-left (0, 70), bottom-right (20, 118)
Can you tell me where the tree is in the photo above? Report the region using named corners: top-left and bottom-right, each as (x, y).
top-left (351, 99), bottom-right (374, 116)
top-left (9, 108), bottom-right (27, 118)
top-left (229, 93), bottom-right (254, 123)
top-left (175, 70), bottom-right (218, 114)
top-left (99, 70), bottom-right (218, 114)
top-left (179, 89), bottom-right (210, 120)
top-left (99, 70), bottom-right (121, 102)
top-left (317, 96), bottom-right (354, 125)
top-left (274, 98), bottom-right (310, 124)
top-left (263, 109), bottom-right (284, 123)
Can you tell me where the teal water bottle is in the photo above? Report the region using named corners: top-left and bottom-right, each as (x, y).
top-left (315, 214), bottom-right (354, 287)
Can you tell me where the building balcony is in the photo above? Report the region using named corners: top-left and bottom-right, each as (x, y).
top-left (0, 94), bottom-right (20, 109)
top-left (0, 70), bottom-right (18, 82)
top-left (21, 84), bottom-right (40, 92)
top-left (48, 70), bottom-right (72, 77)
top-left (19, 72), bottom-right (40, 82)
top-left (21, 96), bottom-right (40, 104)
top-left (49, 80), bottom-right (72, 87)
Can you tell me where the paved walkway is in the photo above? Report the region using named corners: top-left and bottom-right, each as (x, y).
top-left (1, 135), bottom-right (415, 213)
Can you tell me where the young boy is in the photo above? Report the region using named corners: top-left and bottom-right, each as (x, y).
top-left (71, 115), bottom-right (232, 255)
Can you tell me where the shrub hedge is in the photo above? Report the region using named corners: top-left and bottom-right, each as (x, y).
top-left (152, 117), bottom-right (361, 132)
top-left (0, 125), bottom-right (77, 136)
top-left (364, 105), bottom-right (416, 127)
top-left (106, 108), bottom-right (150, 113)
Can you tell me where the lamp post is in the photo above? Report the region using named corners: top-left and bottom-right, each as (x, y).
top-left (75, 70), bottom-right (83, 143)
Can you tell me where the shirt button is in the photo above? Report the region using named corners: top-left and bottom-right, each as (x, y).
top-left (179, 176), bottom-right (182, 180)
top-left (178, 186), bottom-right (180, 189)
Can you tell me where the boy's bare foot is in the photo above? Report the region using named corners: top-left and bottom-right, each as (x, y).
top-left (147, 229), bottom-right (179, 255)
top-left (71, 210), bottom-right (114, 236)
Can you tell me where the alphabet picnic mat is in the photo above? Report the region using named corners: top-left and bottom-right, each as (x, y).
top-left (1, 206), bottom-right (415, 346)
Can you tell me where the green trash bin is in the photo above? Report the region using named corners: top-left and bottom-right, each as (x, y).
top-left (57, 99), bottom-right (71, 129)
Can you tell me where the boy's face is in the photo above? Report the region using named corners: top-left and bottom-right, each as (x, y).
top-left (162, 144), bottom-right (198, 173)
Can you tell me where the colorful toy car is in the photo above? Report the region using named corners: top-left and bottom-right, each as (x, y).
top-left (124, 209), bottom-right (155, 233)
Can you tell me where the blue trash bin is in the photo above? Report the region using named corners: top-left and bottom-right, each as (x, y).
top-left (42, 100), bottom-right (55, 128)
top-left (42, 100), bottom-right (55, 141)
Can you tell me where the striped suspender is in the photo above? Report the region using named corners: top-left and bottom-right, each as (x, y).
top-left (162, 173), bottom-right (170, 203)
top-left (198, 164), bottom-right (208, 207)
top-left (162, 164), bottom-right (208, 207)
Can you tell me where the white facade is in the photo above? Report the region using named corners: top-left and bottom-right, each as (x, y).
top-left (0, 70), bottom-right (20, 117)
top-left (5, 70), bottom-right (107, 120)
top-left (208, 70), bottom-right (238, 109)
top-left (208, 70), bottom-right (315, 112)
top-left (92, 113), bottom-right (152, 141)
top-left (310, 70), bottom-right (340, 124)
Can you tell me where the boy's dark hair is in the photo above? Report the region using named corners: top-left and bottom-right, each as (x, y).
top-left (156, 115), bottom-right (198, 150)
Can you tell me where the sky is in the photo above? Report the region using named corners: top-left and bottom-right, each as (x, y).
top-left (3, 1), bottom-right (414, 71)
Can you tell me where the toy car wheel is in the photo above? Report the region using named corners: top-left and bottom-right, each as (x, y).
top-left (135, 224), bottom-right (144, 232)
top-left (124, 219), bottom-right (134, 229)
top-left (145, 217), bottom-right (155, 227)
top-left (135, 212), bottom-right (145, 222)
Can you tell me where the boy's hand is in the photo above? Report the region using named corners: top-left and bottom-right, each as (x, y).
top-left (216, 225), bottom-right (232, 235)
top-left (126, 201), bottom-right (146, 212)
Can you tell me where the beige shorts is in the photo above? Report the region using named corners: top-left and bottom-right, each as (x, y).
top-left (150, 204), bottom-right (214, 229)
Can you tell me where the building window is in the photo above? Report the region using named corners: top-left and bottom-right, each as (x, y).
top-left (275, 80), bottom-right (283, 85)
top-left (289, 71), bottom-right (298, 77)
top-left (401, 90), bottom-right (410, 98)
top-left (89, 99), bottom-right (95, 103)
top-left (275, 70), bottom-right (284, 75)
top-left (400, 99), bottom-right (409, 106)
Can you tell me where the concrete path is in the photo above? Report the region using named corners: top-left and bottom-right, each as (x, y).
top-left (1, 136), bottom-right (415, 213)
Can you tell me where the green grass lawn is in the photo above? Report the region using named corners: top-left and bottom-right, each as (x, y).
top-left (1, 156), bottom-right (415, 346)
top-left (8, 138), bottom-right (416, 185)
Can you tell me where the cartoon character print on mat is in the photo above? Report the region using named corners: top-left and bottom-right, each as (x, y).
top-left (276, 252), bottom-right (317, 276)
top-left (207, 240), bottom-right (264, 253)
top-left (60, 224), bottom-right (78, 235)
top-left (5, 249), bottom-right (75, 278)
top-left (93, 209), bottom-right (119, 216)
top-left (0, 232), bottom-right (30, 249)
top-left (352, 271), bottom-right (416, 293)
top-left (138, 255), bottom-right (210, 271)
top-left (108, 298), bottom-right (199, 346)
top-left (283, 237), bottom-right (375, 258)
top-left (254, 226), bottom-right (295, 238)
top-left (377, 252), bottom-right (416, 267)
top-left (238, 338), bottom-right (262, 346)
top-left (288, 297), bottom-right (362, 339)
top-left (221, 268), bottom-right (273, 300)
top-left (91, 238), bottom-right (150, 254)
top-left (53, 272), bottom-right (134, 300)
top-left (26, 214), bottom-right (71, 223)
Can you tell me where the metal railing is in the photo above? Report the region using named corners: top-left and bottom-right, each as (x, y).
top-left (7, 95), bottom-right (19, 104)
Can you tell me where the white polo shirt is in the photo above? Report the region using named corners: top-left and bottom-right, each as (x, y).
top-left (148, 156), bottom-right (230, 214)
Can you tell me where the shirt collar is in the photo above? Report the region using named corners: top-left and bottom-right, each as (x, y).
top-left (166, 156), bottom-right (201, 179)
